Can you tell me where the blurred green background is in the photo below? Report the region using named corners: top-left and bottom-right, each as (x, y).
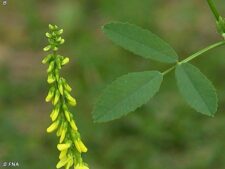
top-left (0, 0), bottom-right (225, 169)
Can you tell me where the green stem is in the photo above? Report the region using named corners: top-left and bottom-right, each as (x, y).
top-left (207, 0), bottom-right (220, 21)
top-left (162, 66), bottom-right (175, 75)
top-left (162, 41), bottom-right (225, 75)
top-left (180, 41), bottom-right (225, 63)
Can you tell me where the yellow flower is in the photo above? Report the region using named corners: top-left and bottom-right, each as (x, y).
top-left (50, 108), bottom-right (59, 121)
top-left (64, 91), bottom-right (76, 106)
top-left (43, 45), bottom-right (51, 52)
top-left (64, 110), bottom-right (71, 122)
top-left (62, 57), bottom-right (70, 65)
top-left (47, 73), bottom-right (56, 84)
top-left (54, 90), bottom-right (60, 105)
top-left (46, 120), bottom-right (59, 133)
top-left (59, 127), bottom-right (67, 143)
top-left (56, 123), bottom-right (64, 137)
top-left (74, 163), bottom-right (89, 169)
top-left (65, 156), bottom-right (73, 169)
top-left (59, 149), bottom-right (67, 160)
top-left (57, 143), bottom-right (71, 151)
top-left (47, 61), bottom-right (55, 73)
top-left (45, 87), bottom-right (55, 102)
top-left (58, 81), bottom-right (64, 95)
top-left (42, 54), bottom-right (52, 64)
top-left (56, 157), bottom-right (69, 169)
top-left (70, 120), bottom-right (78, 131)
top-left (75, 140), bottom-right (88, 153)
top-left (63, 80), bottom-right (72, 92)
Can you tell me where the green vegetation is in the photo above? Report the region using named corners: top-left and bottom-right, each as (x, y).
top-left (1, 0), bottom-right (225, 169)
top-left (93, 0), bottom-right (225, 122)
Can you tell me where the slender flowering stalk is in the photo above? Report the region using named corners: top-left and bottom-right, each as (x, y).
top-left (42, 24), bottom-right (89, 169)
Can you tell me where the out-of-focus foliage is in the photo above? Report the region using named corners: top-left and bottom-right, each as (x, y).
top-left (0, 0), bottom-right (225, 169)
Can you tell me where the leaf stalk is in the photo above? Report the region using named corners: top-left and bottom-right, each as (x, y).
top-left (163, 41), bottom-right (225, 75)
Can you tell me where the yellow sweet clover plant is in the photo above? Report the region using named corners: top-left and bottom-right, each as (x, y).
top-left (42, 24), bottom-right (89, 169)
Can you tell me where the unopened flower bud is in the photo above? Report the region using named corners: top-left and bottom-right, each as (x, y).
top-left (59, 125), bottom-right (67, 143)
top-left (47, 61), bottom-right (55, 73)
top-left (65, 91), bottom-right (76, 106)
top-left (46, 32), bottom-right (52, 38)
top-left (59, 149), bottom-right (68, 160)
top-left (57, 142), bottom-right (71, 151)
top-left (43, 45), bottom-right (51, 51)
top-left (50, 107), bottom-right (59, 121)
top-left (45, 87), bottom-right (55, 102)
top-left (75, 139), bottom-right (88, 153)
top-left (49, 24), bottom-right (54, 30)
top-left (70, 120), bottom-right (78, 131)
top-left (47, 120), bottom-right (59, 133)
top-left (58, 29), bottom-right (64, 35)
top-left (57, 123), bottom-right (64, 137)
top-left (62, 57), bottom-right (69, 65)
top-left (64, 110), bottom-right (71, 122)
top-left (60, 39), bottom-right (65, 44)
top-left (58, 79), bottom-right (64, 95)
top-left (56, 157), bottom-right (69, 169)
top-left (47, 73), bottom-right (56, 84)
top-left (54, 90), bottom-right (60, 105)
top-left (53, 46), bottom-right (58, 51)
top-left (42, 54), bottom-right (52, 64)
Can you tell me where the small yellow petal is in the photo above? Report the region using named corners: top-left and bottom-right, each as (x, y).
top-left (65, 91), bottom-right (76, 106)
top-left (75, 140), bottom-right (87, 153)
top-left (45, 32), bottom-right (52, 38)
top-left (47, 61), bottom-right (55, 73)
top-left (57, 143), bottom-right (71, 151)
top-left (65, 157), bottom-right (73, 169)
top-left (56, 123), bottom-right (64, 137)
top-left (75, 164), bottom-right (89, 169)
top-left (50, 106), bottom-right (60, 121)
top-left (45, 87), bottom-right (55, 102)
top-left (53, 90), bottom-right (60, 105)
top-left (56, 157), bottom-right (69, 169)
top-left (42, 54), bottom-right (52, 64)
top-left (64, 110), bottom-right (71, 122)
top-left (46, 121), bottom-right (59, 133)
top-left (74, 140), bottom-right (82, 153)
top-left (62, 57), bottom-right (69, 65)
top-left (43, 45), bottom-right (51, 52)
top-left (59, 128), bottom-right (67, 143)
top-left (49, 24), bottom-right (54, 30)
top-left (47, 74), bottom-right (55, 84)
top-left (58, 29), bottom-right (64, 35)
top-left (70, 120), bottom-right (78, 131)
top-left (59, 150), bottom-right (67, 160)
top-left (68, 100), bottom-right (76, 106)
top-left (78, 140), bottom-right (88, 153)
top-left (64, 83), bottom-right (72, 92)
top-left (58, 83), bottom-right (64, 95)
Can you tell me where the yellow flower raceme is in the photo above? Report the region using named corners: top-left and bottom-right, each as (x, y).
top-left (43, 24), bottom-right (88, 169)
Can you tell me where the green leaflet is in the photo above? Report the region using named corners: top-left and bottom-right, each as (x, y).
top-left (175, 63), bottom-right (218, 116)
top-left (92, 71), bottom-right (163, 122)
top-left (102, 22), bottom-right (178, 63)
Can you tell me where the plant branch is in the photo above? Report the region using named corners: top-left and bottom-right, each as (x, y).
top-left (207, 0), bottom-right (220, 21)
top-left (162, 40), bottom-right (225, 75)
